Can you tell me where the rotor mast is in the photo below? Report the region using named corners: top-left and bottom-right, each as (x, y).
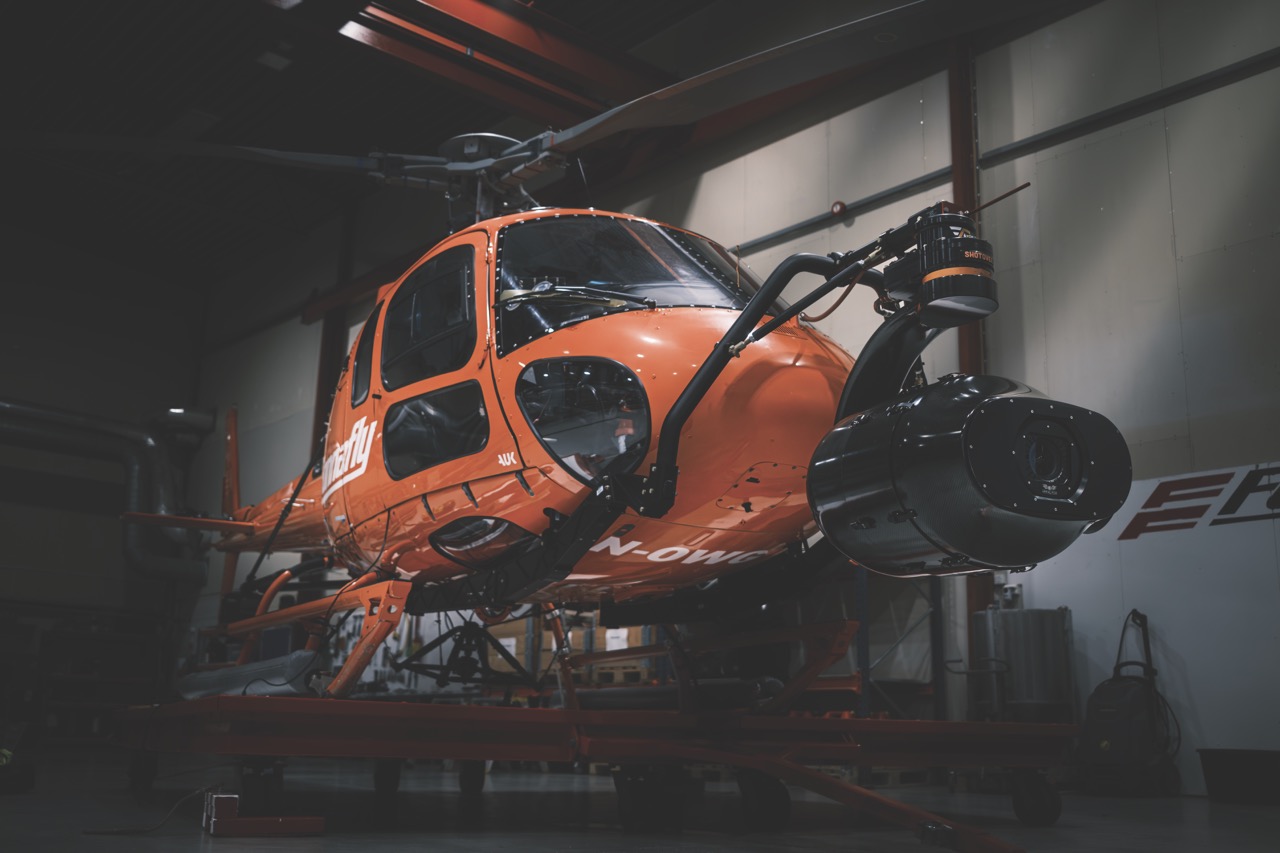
top-left (436, 133), bottom-right (556, 230)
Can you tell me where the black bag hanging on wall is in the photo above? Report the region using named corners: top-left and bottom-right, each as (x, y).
top-left (1076, 609), bottom-right (1181, 795)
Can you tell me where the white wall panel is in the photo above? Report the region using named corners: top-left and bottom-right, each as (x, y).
top-left (745, 120), bottom-right (830, 238)
top-left (196, 321), bottom-right (321, 448)
top-left (983, 28), bottom-right (1280, 477)
top-left (626, 156), bottom-right (747, 247)
top-left (1165, 67), bottom-right (1280, 258)
top-left (983, 262), bottom-right (1050, 393)
top-left (1010, 523), bottom-right (1126, 699)
top-left (978, 1), bottom-right (1164, 152)
top-left (1156, 0), bottom-right (1280, 85)
top-left (1177, 234), bottom-right (1280, 471)
top-left (187, 319), bottom-right (322, 612)
top-left (986, 118), bottom-right (1190, 473)
top-left (975, 27), bottom-right (1036, 153)
top-left (919, 72), bottom-right (952, 177)
top-left (1035, 118), bottom-right (1188, 475)
top-left (827, 72), bottom-right (950, 204)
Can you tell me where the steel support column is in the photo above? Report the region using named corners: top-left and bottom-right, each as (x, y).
top-left (948, 41), bottom-right (983, 377)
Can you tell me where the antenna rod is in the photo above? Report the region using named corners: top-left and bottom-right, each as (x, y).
top-left (972, 181), bottom-right (1030, 215)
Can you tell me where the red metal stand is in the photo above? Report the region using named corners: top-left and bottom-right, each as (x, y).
top-left (129, 613), bottom-right (1073, 850)
top-left (120, 694), bottom-right (1072, 852)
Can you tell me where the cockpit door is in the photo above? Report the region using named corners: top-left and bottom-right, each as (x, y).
top-left (335, 230), bottom-right (522, 541)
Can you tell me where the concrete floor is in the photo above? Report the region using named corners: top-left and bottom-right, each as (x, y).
top-left (3, 746), bottom-right (1278, 852)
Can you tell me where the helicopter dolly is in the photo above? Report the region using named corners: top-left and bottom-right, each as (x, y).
top-left (117, 618), bottom-right (1074, 851)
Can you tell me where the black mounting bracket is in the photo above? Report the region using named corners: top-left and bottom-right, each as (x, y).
top-left (406, 476), bottom-right (629, 614)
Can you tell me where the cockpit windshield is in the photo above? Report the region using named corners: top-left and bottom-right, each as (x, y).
top-left (494, 215), bottom-right (777, 356)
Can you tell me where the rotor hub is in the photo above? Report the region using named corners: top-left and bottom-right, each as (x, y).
top-left (439, 133), bottom-right (521, 163)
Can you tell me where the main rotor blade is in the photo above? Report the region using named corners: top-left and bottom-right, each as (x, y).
top-left (18, 133), bottom-right (449, 175)
top-left (541, 0), bottom-right (1050, 156)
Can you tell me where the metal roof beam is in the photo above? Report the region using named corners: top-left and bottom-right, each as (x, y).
top-left (341, 6), bottom-right (600, 128)
top-left (405, 0), bottom-right (672, 106)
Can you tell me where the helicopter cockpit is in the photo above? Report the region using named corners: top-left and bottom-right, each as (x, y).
top-left (493, 214), bottom-right (783, 357)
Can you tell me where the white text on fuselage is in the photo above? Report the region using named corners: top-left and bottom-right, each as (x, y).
top-left (322, 417), bottom-right (377, 502)
top-left (589, 536), bottom-right (768, 565)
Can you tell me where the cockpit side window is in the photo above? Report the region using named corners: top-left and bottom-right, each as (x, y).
top-left (350, 302), bottom-right (383, 407)
top-left (381, 245), bottom-right (476, 391)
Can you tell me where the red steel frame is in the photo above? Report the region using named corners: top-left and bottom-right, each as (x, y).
top-left (118, 697), bottom-right (1069, 853)
top-left (127, 584), bottom-right (1073, 852)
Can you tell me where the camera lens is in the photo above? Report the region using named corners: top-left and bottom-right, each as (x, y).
top-left (1013, 418), bottom-right (1080, 500)
top-left (1027, 435), bottom-right (1066, 483)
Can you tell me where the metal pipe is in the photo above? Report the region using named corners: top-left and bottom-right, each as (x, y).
top-left (237, 569), bottom-right (295, 666)
top-left (732, 168), bottom-right (951, 256)
top-left (0, 410), bottom-right (206, 583)
top-left (0, 398), bottom-right (186, 522)
top-left (929, 575), bottom-right (948, 720)
top-left (948, 42), bottom-right (984, 379)
top-left (979, 45), bottom-right (1280, 169)
top-left (855, 566), bottom-right (871, 720)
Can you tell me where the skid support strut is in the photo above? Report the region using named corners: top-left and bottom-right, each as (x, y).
top-left (223, 578), bottom-right (411, 698)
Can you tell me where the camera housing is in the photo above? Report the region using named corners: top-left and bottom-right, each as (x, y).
top-left (881, 211), bottom-right (998, 328)
top-left (808, 374), bottom-right (1132, 576)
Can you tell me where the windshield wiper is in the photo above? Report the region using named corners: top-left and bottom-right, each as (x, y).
top-left (498, 281), bottom-right (656, 309)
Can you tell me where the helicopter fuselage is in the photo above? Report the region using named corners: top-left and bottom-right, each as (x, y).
top-left (215, 202), bottom-right (1132, 609)
top-left (227, 209), bottom-right (854, 604)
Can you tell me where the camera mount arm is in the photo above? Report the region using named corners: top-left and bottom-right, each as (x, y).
top-left (626, 203), bottom-right (996, 520)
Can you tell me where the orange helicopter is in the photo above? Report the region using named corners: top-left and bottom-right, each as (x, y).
top-left (105, 4), bottom-right (1134, 698)
top-left (127, 190), bottom-right (1131, 698)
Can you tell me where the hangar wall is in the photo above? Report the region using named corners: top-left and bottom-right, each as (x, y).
top-left (974, 0), bottom-right (1280, 796)
top-left (0, 228), bottom-right (203, 609)
top-left (605, 0), bottom-right (1280, 793)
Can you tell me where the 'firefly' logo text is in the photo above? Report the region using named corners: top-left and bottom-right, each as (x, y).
top-left (322, 417), bottom-right (377, 502)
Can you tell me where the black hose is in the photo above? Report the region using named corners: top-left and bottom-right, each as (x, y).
top-left (239, 453), bottom-right (321, 592)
